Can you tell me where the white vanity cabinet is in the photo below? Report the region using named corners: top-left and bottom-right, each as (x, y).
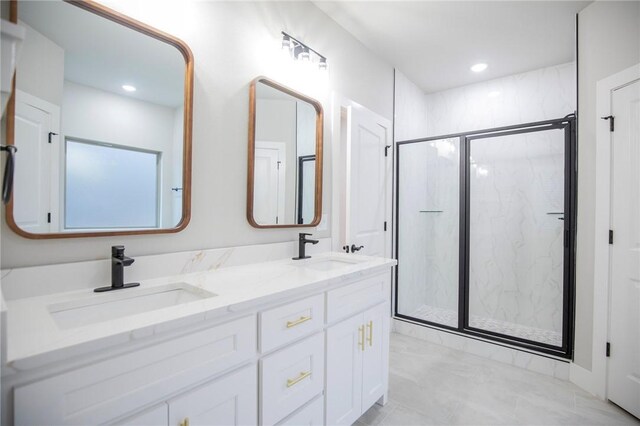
top-left (326, 303), bottom-right (389, 426)
top-left (5, 261), bottom-right (393, 426)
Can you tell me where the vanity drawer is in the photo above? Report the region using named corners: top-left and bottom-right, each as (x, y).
top-left (260, 294), bottom-right (324, 353)
top-left (260, 332), bottom-right (324, 425)
top-left (277, 395), bottom-right (324, 426)
top-left (14, 315), bottom-right (256, 426)
top-left (326, 272), bottom-right (390, 323)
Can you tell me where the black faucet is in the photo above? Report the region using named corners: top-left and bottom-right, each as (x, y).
top-left (292, 233), bottom-right (319, 260)
top-left (94, 246), bottom-right (140, 292)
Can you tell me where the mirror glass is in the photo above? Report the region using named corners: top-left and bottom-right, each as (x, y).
top-left (9, 0), bottom-right (191, 236)
top-left (249, 79), bottom-right (322, 227)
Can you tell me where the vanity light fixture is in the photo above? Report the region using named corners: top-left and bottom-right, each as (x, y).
top-left (470, 63), bottom-right (488, 73)
top-left (281, 32), bottom-right (327, 71)
top-left (122, 84), bottom-right (136, 92)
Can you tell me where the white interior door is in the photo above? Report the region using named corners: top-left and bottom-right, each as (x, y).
top-left (13, 91), bottom-right (60, 233)
top-left (254, 141), bottom-right (285, 225)
top-left (346, 106), bottom-right (391, 257)
top-left (608, 78), bottom-right (640, 419)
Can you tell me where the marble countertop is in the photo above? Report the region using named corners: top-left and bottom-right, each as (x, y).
top-left (2, 252), bottom-right (396, 371)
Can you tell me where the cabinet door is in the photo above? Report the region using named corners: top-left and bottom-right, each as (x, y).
top-left (114, 404), bottom-right (168, 426)
top-left (326, 313), bottom-right (363, 426)
top-left (361, 303), bottom-right (389, 410)
top-left (168, 364), bottom-right (257, 426)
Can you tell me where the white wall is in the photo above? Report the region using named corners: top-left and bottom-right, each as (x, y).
top-left (574, 0), bottom-right (640, 370)
top-left (15, 21), bottom-right (64, 107)
top-left (1, 0), bottom-right (393, 268)
top-left (255, 98), bottom-right (297, 223)
top-left (61, 81), bottom-right (179, 228)
top-left (393, 69), bottom-right (427, 142)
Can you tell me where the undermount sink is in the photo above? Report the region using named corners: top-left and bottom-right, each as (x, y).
top-left (295, 257), bottom-right (364, 271)
top-left (48, 282), bottom-right (216, 329)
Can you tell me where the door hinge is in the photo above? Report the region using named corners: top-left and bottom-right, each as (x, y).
top-left (606, 342), bottom-right (610, 357)
top-left (384, 221), bottom-right (387, 231)
top-left (384, 145), bottom-right (392, 157)
top-left (609, 230), bottom-right (613, 245)
top-left (48, 132), bottom-right (58, 144)
top-left (601, 115), bottom-right (614, 132)
top-left (47, 212), bottom-right (51, 223)
top-left (276, 161), bottom-right (281, 170)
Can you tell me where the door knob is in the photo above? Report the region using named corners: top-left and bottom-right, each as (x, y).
top-left (351, 244), bottom-right (364, 252)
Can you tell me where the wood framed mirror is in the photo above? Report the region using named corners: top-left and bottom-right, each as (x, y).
top-left (247, 77), bottom-right (323, 228)
top-left (5, 0), bottom-right (193, 239)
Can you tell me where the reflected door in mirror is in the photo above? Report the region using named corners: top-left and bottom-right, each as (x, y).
top-left (248, 78), bottom-right (323, 228)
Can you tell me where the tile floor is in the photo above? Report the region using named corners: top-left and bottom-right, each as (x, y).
top-left (356, 333), bottom-right (639, 425)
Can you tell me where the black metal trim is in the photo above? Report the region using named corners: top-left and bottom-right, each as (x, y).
top-left (394, 116), bottom-right (577, 359)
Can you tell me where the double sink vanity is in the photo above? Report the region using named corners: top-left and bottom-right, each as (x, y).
top-left (0, 1), bottom-right (395, 425)
top-left (1, 251), bottom-right (396, 425)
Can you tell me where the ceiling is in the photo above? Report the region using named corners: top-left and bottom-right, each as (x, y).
top-left (314, 1), bottom-right (590, 93)
top-left (19, 1), bottom-right (185, 108)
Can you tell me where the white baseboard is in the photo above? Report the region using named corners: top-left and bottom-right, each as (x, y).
top-left (569, 362), bottom-right (598, 397)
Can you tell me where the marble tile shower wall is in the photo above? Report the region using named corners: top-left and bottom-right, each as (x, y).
top-left (425, 62), bottom-right (576, 137)
top-left (397, 139), bottom-right (460, 319)
top-left (468, 131), bottom-right (565, 334)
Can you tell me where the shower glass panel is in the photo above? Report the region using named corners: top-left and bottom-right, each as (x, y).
top-left (397, 138), bottom-right (460, 328)
top-left (466, 128), bottom-right (565, 346)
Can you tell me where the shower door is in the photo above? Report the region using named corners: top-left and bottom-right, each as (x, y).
top-left (395, 117), bottom-right (576, 358)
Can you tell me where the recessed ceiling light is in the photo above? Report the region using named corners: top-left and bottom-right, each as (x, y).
top-left (471, 63), bottom-right (488, 73)
top-left (488, 90), bottom-right (501, 98)
top-left (122, 84), bottom-right (136, 92)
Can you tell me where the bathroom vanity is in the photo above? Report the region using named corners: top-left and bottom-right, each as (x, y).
top-left (0, 252), bottom-right (395, 425)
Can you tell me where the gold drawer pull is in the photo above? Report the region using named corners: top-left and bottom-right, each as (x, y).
top-left (287, 315), bottom-right (312, 328)
top-left (367, 320), bottom-right (373, 347)
top-left (358, 325), bottom-right (365, 351)
top-left (179, 417), bottom-right (190, 426)
top-left (287, 370), bottom-right (311, 387)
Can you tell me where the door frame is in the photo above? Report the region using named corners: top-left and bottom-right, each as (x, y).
top-left (591, 63), bottom-right (640, 400)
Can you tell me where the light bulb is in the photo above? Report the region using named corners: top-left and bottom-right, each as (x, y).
top-left (471, 63), bottom-right (488, 73)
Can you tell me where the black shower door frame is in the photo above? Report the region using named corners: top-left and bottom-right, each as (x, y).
top-left (394, 115), bottom-right (577, 359)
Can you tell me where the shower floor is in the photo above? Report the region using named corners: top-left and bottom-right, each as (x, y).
top-left (410, 304), bottom-right (562, 347)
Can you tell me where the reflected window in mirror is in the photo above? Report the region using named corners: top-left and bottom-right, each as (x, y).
top-left (247, 77), bottom-right (323, 228)
top-left (6, 0), bottom-right (193, 238)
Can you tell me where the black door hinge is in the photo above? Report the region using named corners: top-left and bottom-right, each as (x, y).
top-left (609, 230), bottom-right (614, 245)
top-left (606, 342), bottom-right (610, 357)
top-left (48, 132), bottom-right (58, 144)
top-left (384, 145), bottom-right (392, 157)
top-left (47, 212), bottom-right (51, 223)
top-left (384, 221), bottom-right (387, 231)
top-left (601, 116), bottom-right (614, 132)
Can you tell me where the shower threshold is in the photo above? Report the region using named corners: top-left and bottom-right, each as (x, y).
top-left (410, 304), bottom-right (562, 347)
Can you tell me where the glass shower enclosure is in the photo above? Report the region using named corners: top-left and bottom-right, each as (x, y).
top-left (395, 116), bottom-right (576, 358)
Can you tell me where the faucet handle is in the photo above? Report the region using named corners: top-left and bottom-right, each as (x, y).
top-left (112, 245), bottom-right (125, 257)
top-left (299, 232), bottom-right (313, 238)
